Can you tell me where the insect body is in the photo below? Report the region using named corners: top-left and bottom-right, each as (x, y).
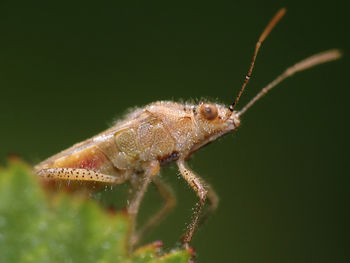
top-left (35, 8), bottom-right (341, 250)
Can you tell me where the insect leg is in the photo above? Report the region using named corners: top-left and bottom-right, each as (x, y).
top-left (198, 183), bottom-right (219, 227)
top-left (130, 176), bottom-right (176, 247)
top-left (37, 168), bottom-right (126, 184)
top-left (177, 158), bottom-right (210, 246)
top-left (127, 160), bottom-right (160, 251)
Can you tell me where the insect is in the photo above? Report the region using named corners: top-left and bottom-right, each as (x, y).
top-left (35, 8), bottom-right (341, 251)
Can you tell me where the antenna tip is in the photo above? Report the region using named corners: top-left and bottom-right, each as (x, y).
top-left (330, 49), bottom-right (343, 59)
top-left (274, 8), bottom-right (287, 21)
top-left (278, 8), bottom-right (287, 16)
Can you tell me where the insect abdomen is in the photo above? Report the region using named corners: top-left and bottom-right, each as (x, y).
top-left (35, 143), bottom-right (118, 176)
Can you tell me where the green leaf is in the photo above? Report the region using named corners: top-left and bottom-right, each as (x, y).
top-left (0, 160), bottom-right (193, 263)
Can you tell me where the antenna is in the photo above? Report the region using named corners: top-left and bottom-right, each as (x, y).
top-left (237, 49), bottom-right (342, 116)
top-left (229, 8), bottom-right (286, 112)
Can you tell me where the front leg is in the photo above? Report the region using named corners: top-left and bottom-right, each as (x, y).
top-left (177, 158), bottom-right (217, 246)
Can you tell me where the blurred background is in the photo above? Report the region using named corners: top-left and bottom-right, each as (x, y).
top-left (0, 0), bottom-right (348, 262)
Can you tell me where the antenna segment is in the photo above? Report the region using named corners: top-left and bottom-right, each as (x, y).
top-left (229, 8), bottom-right (287, 112)
top-left (238, 49), bottom-right (342, 116)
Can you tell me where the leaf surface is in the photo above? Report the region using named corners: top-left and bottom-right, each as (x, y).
top-left (0, 160), bottom-right (192, 263)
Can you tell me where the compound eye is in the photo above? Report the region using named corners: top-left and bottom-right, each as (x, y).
top-left (200, 103), bottom-right (218, 120)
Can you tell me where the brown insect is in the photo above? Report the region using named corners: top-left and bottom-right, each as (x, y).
top-left (35, 8), bottom-right (341, 250)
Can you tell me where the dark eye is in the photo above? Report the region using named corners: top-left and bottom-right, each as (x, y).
top-left (200, 103), bottom-right (218, 120)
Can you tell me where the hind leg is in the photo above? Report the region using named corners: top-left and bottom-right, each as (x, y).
top-left (37, 167), bottom-right (127, 184)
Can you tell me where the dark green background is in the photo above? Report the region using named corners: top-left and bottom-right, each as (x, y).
top-left (0, 1), bottom-right (348, 262)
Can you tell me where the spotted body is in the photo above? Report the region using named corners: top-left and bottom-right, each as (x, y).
top-left (35, 101), bottom-right (239, 181)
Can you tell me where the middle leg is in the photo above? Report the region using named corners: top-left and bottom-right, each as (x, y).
top-left (127, 160), bottom-right (160, 252)
top-left (130, 176), bottom-right (176, 247)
